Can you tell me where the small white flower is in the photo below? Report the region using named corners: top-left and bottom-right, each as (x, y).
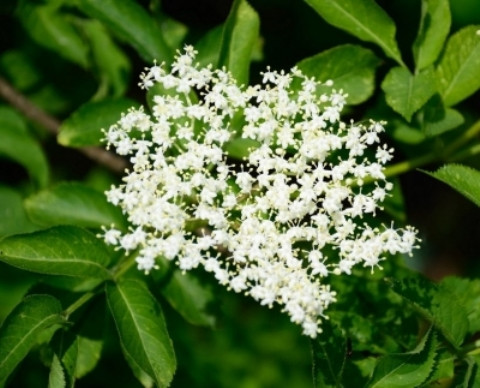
top-left (102, 47), bottom-right (419, 338)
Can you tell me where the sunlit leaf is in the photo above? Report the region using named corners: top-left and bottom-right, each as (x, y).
top-left (420, 94), bottom-right (464, 137)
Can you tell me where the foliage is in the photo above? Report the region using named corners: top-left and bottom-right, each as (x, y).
top-left (1, 0), bottom-right (480, 387)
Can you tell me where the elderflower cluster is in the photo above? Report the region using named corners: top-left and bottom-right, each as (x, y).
top-left (102, 46), bottom-right (417, 337)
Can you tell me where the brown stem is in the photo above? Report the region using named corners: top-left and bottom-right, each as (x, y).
top-left (0, 76), bottom-right (128, 174)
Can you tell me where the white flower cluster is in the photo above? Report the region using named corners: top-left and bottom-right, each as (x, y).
top-left (102, 46), bottom-right (417, 337)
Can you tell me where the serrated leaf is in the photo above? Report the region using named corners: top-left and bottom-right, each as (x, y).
top-left (0, 295), bottom-right (64, 386)
top-left (311, 321), bottom-right (347, 387)
top-left (218, 0), bottom-right (260, 85)
top-left (77, 0), bottom-right (172, 63)
top-left (0, 116), bottom-right (49, 188)
top-left (161, 271), bottom-right (215, 327)
top-left (0, 185), bottom-right (38, 238)
top-left (382, 67), bottom-right (437, 121)
top-left (304, 0), bottom-right (404, 65)
top-left (0, 226), bottom-right (112, 279)
top-left (413, 0), bottom-right (451, 71)
top-left (296, 44), bottom-right (381, 105)
top-left (428, 164), bottom-right (480, 207)
top-left (48, 353), bottom-right (66, 388)
top-left (106, 279), bottom-right (176, 387)
top-left (368, 328), bottom-right (438, 388)
top-left (452, 357), bottom-right (478, 388)
top-left (81, 20), bottom-right (131, 98)
top-left (420, 94), bottom-right (464, 137)
top-left (58, 98), bottom-right (139, 147)
top-left (436, 25), bottom-right (480, 106)
top-left (390, 277), bottom-right (469, 348)
top-left (24, 182), bottom-right (127, 230)
top-left (17, 1), bottom-right (89, 68)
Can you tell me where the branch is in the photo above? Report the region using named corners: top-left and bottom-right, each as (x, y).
top-left (0, 76), bottom-right (128, 174)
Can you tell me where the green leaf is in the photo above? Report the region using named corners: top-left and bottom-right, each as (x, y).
top-left (390, 277), bottom-right (469, 348)
top-left (428, 164), bottom-right (480, 207)
top-left (81, 20), bottom-right (131, 98)
top-left (24, 182), bottom-right (127, 230)
top-left (304, 0), bottom-right (404, 66)
top-left (159, 17), bottom-right (188, 51)
top-left (436, 25), bottom-right (480, 106)
top-left (296, 44), bottom-right (381, 105)
top-left (311, 321), bottom-right (347, 388)
top-left (452, 357), bottom-right (478, 388)
top-left (195, 25), bottom-right (224, 68)
top-left (161, 271), bottom-right (215, 327)
top-left (440, 277), bottom-right (480, 334)
top-left (413, 0), bottom-right (451, 71)
top-left (224, 137), bottom-right (260, 160)
top-left (0, 294), bottom-right (64, 386)
top-left (58, 98), bottom-right (139, 147)
top-left (106, 279), bottom-right (176, 387)
top-left (0, 114), bottom-right (49, 188)
top-left (218, 0), bottom-right (260, 85)
top-left (420, 94), bottom-right (464, 137)
top-left (0, 185), bottom-right (38, 238)
top-left (0, 226), bottom-right (112, 279)
top-left (368, 328), bottom-right (438, 388)
top-left (381, 67), bottom-right (437, 121)
top-left (48, 353), bottom-right (66, 388)
top-left (77, 0), bottom-right (172, 63)
top-left (16, 1), bottom-right (89, 68)
top-left (390, 122), bottom-right (427, 145)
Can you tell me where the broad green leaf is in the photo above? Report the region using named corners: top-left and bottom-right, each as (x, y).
top-left (159, 17), bottom-right (188, 51)
top-left (106, 279), bottom-right (176, 387)
top-left (0, 185), bottom-right (38, 238)
top-left (296, 44), bottom-right (381, 105)
top-left (0, 226), bottom-right (112, 279)
top-left (48, 353), bottom-right (66, 388)
top-left (428, 164), bottom-right (480, 207)
top-left (381, 67), bottom-right (436, 121)
top-left (413, 0), bottom-right (451, 71)
top-left (16, 1), bottom-right (89, 68)
top-left (420, 94), bottom-right (464, 137)
top-left (311, 321), bottom-right (347, 388)
top-left (390, 277), bottom-right (469, 348)
top-left (368, 328), bottom-right (438, 388)
top-left (304, 0), bottom-right (404, 66)
top-left (391, 122), bottom-right (427, 145)
top-left (58, 98), bottom-right (139, 147)
top-left (78, 0), bottom-right (172, 63)
top-left (0, 295), bottom-right (64, 386)
top-left (161, 271), bottom-right (215, 327)
top-left (436, 25), bottom-right (480, 106)
top-left (81, 20), bottom-right (131, 98)
top-left (218, 0), bottom-right (260, 85)
top-left (440, 277), bottom-right (480, 334)
top-left (0, 106), bottom-right (28, 134)
top-left (24, 182), bottom-right (127, 230)
top-left (0, 116), bottom-right (49, 188)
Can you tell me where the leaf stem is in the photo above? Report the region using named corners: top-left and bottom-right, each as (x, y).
top-left (64, 291), bottom-right (97, 318)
